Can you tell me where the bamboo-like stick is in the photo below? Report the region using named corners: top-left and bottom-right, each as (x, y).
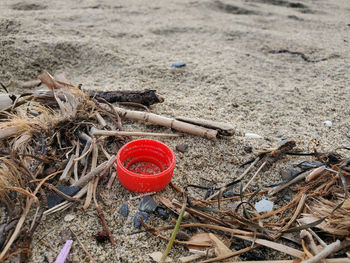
top-left (176, 116), bottom-right (235, 136)
top-left (90, 128), bottom-right (183, 138)
top-left (113, 107), bottom-right (218, 139)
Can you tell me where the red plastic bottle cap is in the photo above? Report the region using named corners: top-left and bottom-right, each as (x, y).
top-left (116, 139), bottom-right (176, 193)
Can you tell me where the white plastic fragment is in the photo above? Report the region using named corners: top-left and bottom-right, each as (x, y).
top-left (323, 120), bottom-right (332, 127)
top-left (255, 199), bottom-right (274, 213)
top-left (245, 133), bottom-right (263, 139)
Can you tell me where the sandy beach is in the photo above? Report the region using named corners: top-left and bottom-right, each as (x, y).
top-left (0, 0), bottom-right (349, 262)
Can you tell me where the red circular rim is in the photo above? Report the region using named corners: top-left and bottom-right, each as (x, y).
top-left (116, 139), bottom-right (176, 192)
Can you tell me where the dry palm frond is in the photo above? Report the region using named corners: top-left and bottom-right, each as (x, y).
top-left (299, 196), bottom-right (350, 236)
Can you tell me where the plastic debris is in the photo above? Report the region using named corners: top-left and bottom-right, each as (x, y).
top-left (55, 240), bottom-right (73, 263)
top-left (139, 196), bottom-right (157, 213)
top-left (254, 199), bottom-right (274, 213)
top-left (324, 120), bottom-right (332, 127)
top-left (171, 62), bottom-right (186, 68)
top-left (46, 186), bottom-right (79, 209)
top-left (134, 211), bottom-right (148, 228)
top-left (245, 133), bottom-right (263, 139)
top-left (156, 207), bottom-right (169, 220)
top-left (119, 203), bottom-right (129, 217)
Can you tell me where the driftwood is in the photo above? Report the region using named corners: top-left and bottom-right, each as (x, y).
top-left (90, 89), bottom-right (164, 106)
top-left (176, 116), bottom-right (235, 136)
top-left (32, 89), bottom-right (163, 107)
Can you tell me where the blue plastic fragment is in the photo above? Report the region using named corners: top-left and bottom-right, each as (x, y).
top-left (46, 186), bottom-right (79, 209)
top-left (134, 211), bottom-right (148, 228)
top-left (139, 196), bottom-right (157, 213)
top-left (119, 203), bottom-right (129, 217)
top-left (156, 207), bottom-right (169, 220)
top-left (298, 161), bottom-right (324, 170)
top-left (171, 62), bottom-right (186, 68)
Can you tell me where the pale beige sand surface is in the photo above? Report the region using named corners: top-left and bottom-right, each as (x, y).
top-left (0, 0), bottom-right (349, 262)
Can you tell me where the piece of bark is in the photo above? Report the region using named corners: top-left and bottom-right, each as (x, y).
top-left (176, 116), bottom-right (235, 136)
top-left (90, 89), bottom-right (164, 106)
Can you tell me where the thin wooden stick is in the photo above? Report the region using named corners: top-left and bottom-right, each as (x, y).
top-left (113, 106), bottom-right (218, 139)
top-left (269, 172), bottom-right (307, 196)
top-left (243, 160), bottom-right (267, 192)
top-left (69, 227), bottom-right (96, 263)
top-left (91, 129), bottom-right (183, 138)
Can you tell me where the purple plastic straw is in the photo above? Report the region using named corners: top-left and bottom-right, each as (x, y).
top-left (55, 240), bottom-right (73, 263)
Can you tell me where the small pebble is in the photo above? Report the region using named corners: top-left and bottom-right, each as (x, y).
top-left (139, 196), bottom-right (157, 213)
top-left (119, 203), bottom-right (129, 217)
top-left (156, 207), bottom-right (169, 220)
top-left (324, 120), bottom-right (332, 127)
top-left (134, 211), bottom-right (148, 228)
top-left (176, 144), bottom-right (188, 153)
top-left (255, 199), bottom-right (274, 213)
top-left (64, 214), bottom-right (75, 222)
top-left (171, 62), bottom-right (186, 68)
